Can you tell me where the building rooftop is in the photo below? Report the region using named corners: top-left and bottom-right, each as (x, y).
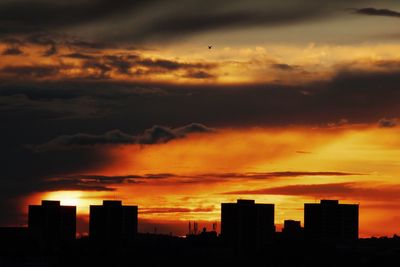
top-left (237, 199), bottom-right (255, 205)
top-left (41, 200), bottom-right (61, 206)
top-left (320, 200), bottom-right (339, 205)
top-left (103, 200), bottom-right (123, 206)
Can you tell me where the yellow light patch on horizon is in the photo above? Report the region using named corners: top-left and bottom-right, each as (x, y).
top-left (40, 191), bottom-right (107, 215)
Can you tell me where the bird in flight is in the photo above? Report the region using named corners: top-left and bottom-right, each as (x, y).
top-left (208, 45), bottom-right (212, 49)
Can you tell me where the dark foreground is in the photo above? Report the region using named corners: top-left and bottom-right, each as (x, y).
top-left (1, 234), bottom-right (400, 267)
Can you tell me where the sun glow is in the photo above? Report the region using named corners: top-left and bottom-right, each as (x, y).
top-left (40, 191), bottom-right (105, 215)
top-left (44, 191), bottom-right (82, 206)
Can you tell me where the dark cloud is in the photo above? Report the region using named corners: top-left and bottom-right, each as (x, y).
top-left (25, 33), bottom-right (58, 46)
top-left (79, 56), bottom-right (135, 77)
top-left (378, 118), bottom-right (398, 128)
top-left (123, 1), bottom-right (346, 43)
top-left (65, 39), bottom-right (109, 50)
top-left (0, 0), bottom-right (155, 36)
top-left (34, 123), bottom-right (215, 151)
top-left (138, 58), bottom-right (184, 70)
top-left (1, 65), bottom-right (61, 78)
top-left (296, 151), bottom-right (312, 154)
top-left (3, 33), bottom-right (111, 53)
top-left (223, 182), bottom-right (400, 201)
top-left (2, 46), bottom-right (23, 55)
top-left (34, 130), bottom-right (135, 151)
top-left (62, 53), bottom-right (96, 60)
top-left (43, 43), bottom-right (58, 57)
top-left (355, 7), bottom-right (400, 18)
top-left (136, 126), bottom-right (183, 145)
top-left (184, 70), bottom-right (215, 79)
top-left (35, 173), bottom-right (180, 192)
top-left (137, 58), bottom-right (213, 71)
top-left (103, 55), bottom-right (137, 75)
top-left (140, 207), bottom-right (214, 214)
top-left (1, 60), bottom-right (400, 127)
top-left (15, 171), bottom-right (359, 194)
top-left (0, 0), bottom-right (360, 43)
top-left (138, 123), bottom-right (214, 144)
top-left (2, 61), bottom-right (400, 127)
top-left (38, 173), bottom-right (173, 192)
top-left (224, 182), bottom-right (356, 195)
top-left (25, 33), bottom-right (60, 57)
top-left (82, 60), bottom-right (112, 78)
top-left (175, 123), bottom-right (216, 135)
top-left (38, 179), bottom-right (116, 192)
top-left (48, 53), bottom-right (216, 79)
top-left (73, 173), bottom-right (175, 181)
top-left (173, 171), bottom-right (360, 185)
top-left (202, 171), bottom-right (359, 179)
top-left (271, 63), bottom-right (298, 71)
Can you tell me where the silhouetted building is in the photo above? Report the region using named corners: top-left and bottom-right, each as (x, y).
top-left (282, 220), bottom-right (303, 240)
top-left (221, 199), bottom-right (275, 250)
top-left (28, 200), bottom-right (76, 244)
top-left (304, 200), bottom-right (358, 242)
top-left (89, 200), bottom-right (137, 242)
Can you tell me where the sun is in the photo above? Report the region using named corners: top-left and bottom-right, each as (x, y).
top-left (43, 191), bottom-right (83, 207)
top-left (38, 190), bottom-right (106, 215)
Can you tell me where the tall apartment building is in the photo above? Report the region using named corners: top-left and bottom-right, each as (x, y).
top-left (28, 200), bottom-right (76, 244)
top-left (221, 199), bottom-right (275, 250)
top-left (304, 200), bottom-right (358, 242)
top-left (89, 200), bottom-right (138, 242)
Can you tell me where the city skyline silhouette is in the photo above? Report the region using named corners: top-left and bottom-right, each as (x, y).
top-left (2, 198), bottom-right (399, 266)
top-left (2, 198), bottom-right (364, 240)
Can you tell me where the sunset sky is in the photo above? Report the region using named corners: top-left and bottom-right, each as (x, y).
top-left (1, 0), bottom-right (400, 237)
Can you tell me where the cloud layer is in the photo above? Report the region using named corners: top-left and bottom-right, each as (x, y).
top-left (34, 171), bottom-right (359, 192)
top-left (355, 7), bottom-right (400, 18)
top-left (34, 123), bottom-right (214, 151)
top-left (0, 0), bottom-right (362, 43)
top-left (223, 182), bottom-right (400, 202)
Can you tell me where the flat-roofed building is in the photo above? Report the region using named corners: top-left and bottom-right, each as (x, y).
top-left (304, 200), bottom-right (358, 242)
top-left (28, 200), bottom-right (76, 244)
top-left (89, 200), bottom-right (138, 242)
top-left (221, 199), bottom-right (275, 250)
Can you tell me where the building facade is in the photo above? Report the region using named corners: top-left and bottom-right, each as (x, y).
top-left (304, 200), bottom-right (358, 242)
top-left (89, 200), bottom-right (138, 242)
top-left (221, 199), bottom-right (275, 250)
top-left (28, 200), bottom-right (76, 244)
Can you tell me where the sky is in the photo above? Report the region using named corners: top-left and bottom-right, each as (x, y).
top-left (1, 0), bottom-right (400, 237)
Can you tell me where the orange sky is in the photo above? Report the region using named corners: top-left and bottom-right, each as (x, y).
top-left (24, 125), bottom-right (400, 237)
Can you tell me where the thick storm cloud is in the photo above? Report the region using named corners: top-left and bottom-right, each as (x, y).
top-left (0, 0), bottom-right (371, 43)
